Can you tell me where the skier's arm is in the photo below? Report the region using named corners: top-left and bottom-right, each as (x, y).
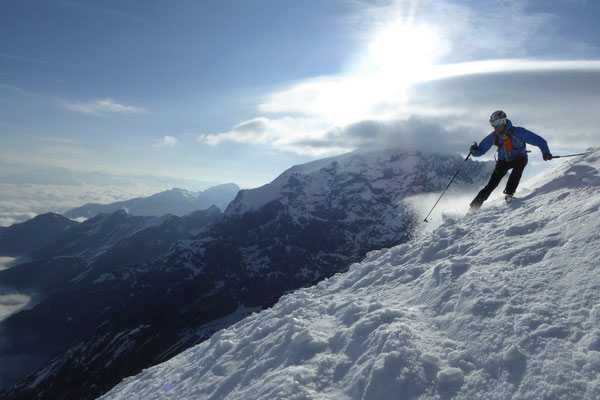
top-left (519, 128), bottom-right (551, 155)
top-left (471, 133), bottom-right (494, 157)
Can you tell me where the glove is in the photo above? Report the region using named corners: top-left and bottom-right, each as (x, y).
top-left (470, 143), bottom-right (479, 154)
top-left (543, 153), bottom-right (553, 161)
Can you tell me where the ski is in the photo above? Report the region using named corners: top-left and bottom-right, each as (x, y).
top-left (505, 195), bottom-right (517, 204)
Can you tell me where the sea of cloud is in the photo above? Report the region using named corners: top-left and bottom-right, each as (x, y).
top-left (0, 291), bottom-right (31, 321)
top-left (0, 183), bottom-right (168, 227)
top-left (0, 160), bottom-right (219, 227)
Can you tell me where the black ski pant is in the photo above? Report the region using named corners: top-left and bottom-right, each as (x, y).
top-left (471, 155), bottom-right (528, 207)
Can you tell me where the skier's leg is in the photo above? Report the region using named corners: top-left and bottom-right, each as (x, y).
top-left (470, 161), bottom-right (510, 208)
top-left (504, 155), bottom-right (528, 195)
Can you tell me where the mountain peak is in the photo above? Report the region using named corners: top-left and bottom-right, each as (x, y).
top-left (0, 212), bottom-right (78, 256)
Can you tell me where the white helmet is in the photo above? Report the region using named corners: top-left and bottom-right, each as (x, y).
top-left (489, 110), bottom-right (507, 124)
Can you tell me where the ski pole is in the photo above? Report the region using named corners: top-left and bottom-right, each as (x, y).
top-left (423, 151), bottom-right (472, 223)
top-left (551, 153), bottom-right (587, 159)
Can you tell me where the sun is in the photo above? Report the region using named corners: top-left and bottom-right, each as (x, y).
top-left (367, 21), bottom-right (443, 84)
top-left (259, 18), bottom-right (448, 128)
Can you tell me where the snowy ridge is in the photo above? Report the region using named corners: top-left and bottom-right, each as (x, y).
top-left (32, 210), bottom-right (164, 262)
top-left (225, 149), bottom-right (489, 216)
top-left (64, 183), bottom-right (240, 220)
top-left (225, 153), bottom-right (355, 215)
top-left (102, 148), bottom-right (600, 400)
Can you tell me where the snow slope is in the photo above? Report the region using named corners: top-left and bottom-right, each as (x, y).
top-left (101, 148), bottom-right (600, 400)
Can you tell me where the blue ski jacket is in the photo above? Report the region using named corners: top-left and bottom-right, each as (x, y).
top-left (471, 119), bottom-right (550, 162)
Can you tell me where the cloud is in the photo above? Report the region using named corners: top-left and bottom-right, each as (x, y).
top-left (0, 53), bottom-right (48, 65)
top-left (32, 137), bottom-right (91, 155)
top-left (199, 118), bottom-right (272, 146)
top-left (57, 0), bottom-right (141, 22)
top-left (405, 65), bottom-right (600, 151)
top-left (0, 258), bottom-right (17, 272)
top-left (195, 0), bottom-right (600, 158)
top-left (64, 98), bottom-right (147, 116)
top-left (0, 83), bottom-right (26, 93)
top-left (198, 60), bottom-right (600, 157)
top-left (0, 183), bottom-right (157, 226)
top-left (0, 293), bottom-right (31, 321)
top-left (0, 164), bottom-right (217, 226)
top-left (197, 115), bottom-right (469, 157)
top-left (36, 136), bottom-right (76, 144)
top-left (42, 145), bottom-right (91, 155)
top-left (432, 1), bottom-right (558, 61)
top-left (153, 135), bottom-right (179, 148)
top-left (198, 117), bottom-right (347, 156)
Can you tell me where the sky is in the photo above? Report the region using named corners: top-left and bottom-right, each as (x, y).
top-left (1, 0), bottom-right (600, 200)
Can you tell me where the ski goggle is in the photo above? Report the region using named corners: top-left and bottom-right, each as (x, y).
top-left (490, 119), bottom-right (506, 127)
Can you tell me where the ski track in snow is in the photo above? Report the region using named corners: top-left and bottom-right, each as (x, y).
top-left (101, 149), bottom-right (600, 400)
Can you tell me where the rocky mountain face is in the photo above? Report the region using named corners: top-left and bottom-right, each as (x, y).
top-left (0, 213), bottom-right (79, 256)
top-left (64, 183), bottom-right (240, 220)
top-left (0, 150), bottom-right (492, 399)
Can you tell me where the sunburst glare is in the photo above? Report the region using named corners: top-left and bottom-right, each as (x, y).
top-left (368, 21), bottom-right (442, 82)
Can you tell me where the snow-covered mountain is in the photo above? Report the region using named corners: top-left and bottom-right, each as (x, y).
top-left (0, 207), bottom-right (225, 395)
top-left (64, 183), bottom-right (240, 220)
top-left (227, 150), bottom-right (486, 216)
top-left (101, 148), bottom-right (600, 400)
top-left (0, 149), bottom-right (492, 399)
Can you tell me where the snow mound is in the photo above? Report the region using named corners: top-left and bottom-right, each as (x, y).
top-left (101, 148), bottom-right (600, 400)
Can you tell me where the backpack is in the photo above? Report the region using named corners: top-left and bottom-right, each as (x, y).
top-left (494, 126), bottom-right (525, 152)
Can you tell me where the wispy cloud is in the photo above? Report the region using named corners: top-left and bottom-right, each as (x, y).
top-left (0, 53), bottom-right (48, 65)
top-left (154, 135), bottom-right (178, 148)
top-left (0, 83), bottom-right (26, 93)
top-left (63, 98), bottom-right (147, 116)
top-left (42, 145), bottom-right (91, 156)
top-left (35, 136), bottom-right (81, 145)
top-left (431, 1), bottom-right (557, 62)
top-left (57, 0), bottom-right (141, 22)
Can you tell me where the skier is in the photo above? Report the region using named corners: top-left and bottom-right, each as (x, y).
top-left (469, 110), bottom-right (552, 209)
